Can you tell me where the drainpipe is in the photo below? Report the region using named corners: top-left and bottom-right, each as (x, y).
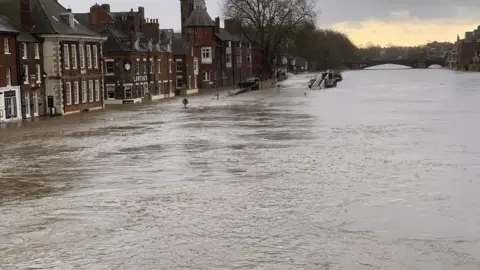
top-left (14, 36), bottom-right (25, 119)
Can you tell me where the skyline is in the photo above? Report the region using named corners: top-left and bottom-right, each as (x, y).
top-left (61, 0), bottom-right (479, 46)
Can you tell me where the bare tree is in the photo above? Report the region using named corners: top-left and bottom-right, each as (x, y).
top-left (222, 0), bottom-right (317, 79)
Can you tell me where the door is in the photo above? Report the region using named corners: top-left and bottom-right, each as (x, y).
top-left (33, 91), bottom-right (39, 116)
top-left (4, 96), bottom-right (17, 119)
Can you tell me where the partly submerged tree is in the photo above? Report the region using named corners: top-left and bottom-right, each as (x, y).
top-left (222, 0), bottom-right (317, 78)
top-left (286, 22), bottom-right (358, 70)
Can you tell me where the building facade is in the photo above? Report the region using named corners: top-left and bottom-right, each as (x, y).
top-left (0, 20), bottom-right (21, 122)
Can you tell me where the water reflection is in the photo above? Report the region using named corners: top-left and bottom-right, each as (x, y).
top-left (1, 70), bottom-right (480, 269)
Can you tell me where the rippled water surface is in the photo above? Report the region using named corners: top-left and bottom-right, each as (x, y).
top-left (1, 69), bottom-right (480, 269)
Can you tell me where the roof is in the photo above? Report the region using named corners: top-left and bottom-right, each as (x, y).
top-left (0, 16), bottom-right (19, 35)
top-left (73, 13), bottom-right (89, 26)
top-left (215, 28), bottom-right (232, 41)
top-left (172, 38), bottom-right (188, 54)
top-left (30, 0), bottom-right (100, 37)
top-left (100, 28), bottom-right (132, 52)
top-left (0, 16), bottom-right (38, 42)
top-left (184, 9), bottom-right (215, 27)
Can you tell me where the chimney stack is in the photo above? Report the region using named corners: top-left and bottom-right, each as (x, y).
top-left (101, 4), bottom-right (110, 12)
top-left (215, 16), bottom-right (220, 33)
top-left (20, 0), bottom-right (33, 31)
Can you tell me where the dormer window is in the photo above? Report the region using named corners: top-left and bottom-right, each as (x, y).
top-left (69, 14), bottom-right (74, 27)
top-left (148, 41), bottom-right (152, 51)
top-left (134, 40), bottom-right (139, 50)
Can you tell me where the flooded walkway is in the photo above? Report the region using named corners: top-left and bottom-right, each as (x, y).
top-left (1, 69), bottom-right (480, 269)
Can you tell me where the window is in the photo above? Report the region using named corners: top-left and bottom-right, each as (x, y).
top-left (21, 43), bottom-right (27, 59)
top-left (157, 59), bottom-right (161, 74)
top-left (125, 85), bottom-right (132, 98)
top-left (95, 80), bottom-right (100, 101)
top-left (136, 60), bottom-right (140, 75)
top-left (201, 47), bottom-right (212, 63)
top-left (5, 67), bottom-right (11, 85)
top-left (169, 59), bottom-right (172, 73)
top-left (236, 54), bottom-right (242, 65)
top-left (81, 81), bottom-right (87, 103)
top-left (236, 42), bottom-right (241, 48)
top-left (93, 45), bottom-right (98, 68)
top-left (143, 61), bottom-right (147, 74)
top-left (105, 60), bottom-right (114, 75)
top-left (22, 65), bottom-right (28, 84)
top-left (203, 72), bottom-right (209, 81)
top-left (63, 44), bottom-right (70, 69)
top-left (176, 76), bottom-right (183, 88)
top-left (226, 54), bottom-right (231, 67)
top-left (88, 80), bottom-right (93, 102)
top-left (194, 75), bottom-right (197, 88)
top-left (247, 54), bottom-right (251, 62)
top-left (247, 43), bottom-right (251, 49)
top-left (68, 14), bottom-right (74, 27)
top-left (34, 43), bottom-right (40, 59)
top-left (176, 59), bottom-right (183, 72)
top-left (149, 59), bottom-right (154, 73)
top-left (24, 92), bottom-right (30, 116)
top-left (86, 45), bottom-right (92, 68)
top-left (73, 81), bottom-right (79, 104)
top-left (193, 59), bottom-right (198, 73)
top-left (36, 64), bottom-right (41, 83)
top-left (4, 37), bottom-right (10, 53)
top-left (71, 44), bottom-right (77, 69)
top-left (79, 44), bottom-right (85, 68)
top-left (33, 92), bottom-right (38, 115)
top-left (65, 82), bottom-right (72, 105)
top-left (107, 85), bottom-right (115, 99)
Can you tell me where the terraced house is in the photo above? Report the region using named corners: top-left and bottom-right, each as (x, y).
top-left (77, 4), bottom-right (190, 103)
top-left (180, 0), bottom-right (256, 89)
top-left (0, 0), bottom-right (106, 116)
top-left (0, 15), bottom-right (46, 119)
top-left (0, 19), bottom-right (21, 122)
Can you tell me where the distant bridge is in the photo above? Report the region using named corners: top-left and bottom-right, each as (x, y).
top-left (345, 58), bottom-right (446, 69)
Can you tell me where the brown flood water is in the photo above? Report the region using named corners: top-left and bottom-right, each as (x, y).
top-left (1, 69), bottom-right (480, 269)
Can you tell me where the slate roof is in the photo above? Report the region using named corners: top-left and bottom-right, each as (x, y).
top-left (0, 16), bottom-right (19, 35)
top-left (172, 38), bottom-right (188, 55)
top-left (215, 28), bottom-right (232, 41)
top-left (0, 16), bottom-right (38, 42)
top-left (74, 13), bottom-right (89, 26)
top-left (30, 0), bottom-right (100, 37)
top-left (99, 27), bottom-right (165, 53)
top-left (100, 28), bottom-right (132, 52)
top-left (184, 9), bottom-right (215, 27)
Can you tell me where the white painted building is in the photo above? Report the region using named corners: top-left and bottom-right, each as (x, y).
top-left (0, 86), bottom-right (22, 122)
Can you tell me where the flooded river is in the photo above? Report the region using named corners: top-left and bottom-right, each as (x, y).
top-left (1, 68), bottom-right (480, 269)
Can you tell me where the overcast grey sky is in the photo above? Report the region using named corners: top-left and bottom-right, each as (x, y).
top-left (62, 0), bottom-right (480, 46)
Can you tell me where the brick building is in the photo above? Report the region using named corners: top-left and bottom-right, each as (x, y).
top-left (78, 4), bottom-right (199, 102)
top-left (180, 0), bottom-right (255, 89)
top-left (0, 0), bottom-right (107, 116)
top-left (0, 15), bottom-right (46, 119)
top-left (0, 19), bottom-right (21, 122)
top-left (457, 26), bottom-right (480, 71)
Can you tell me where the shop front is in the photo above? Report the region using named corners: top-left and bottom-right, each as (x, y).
top-left (0, 86), bottom-right (22, 122)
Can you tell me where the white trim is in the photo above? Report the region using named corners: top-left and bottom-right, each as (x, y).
top-left (39, 34), bottom-right (106, 41)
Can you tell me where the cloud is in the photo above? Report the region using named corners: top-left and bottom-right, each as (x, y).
top-left (316, 0), bottom-right (480, 25)
top-left (332, 18), bottom-right (479, 46)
